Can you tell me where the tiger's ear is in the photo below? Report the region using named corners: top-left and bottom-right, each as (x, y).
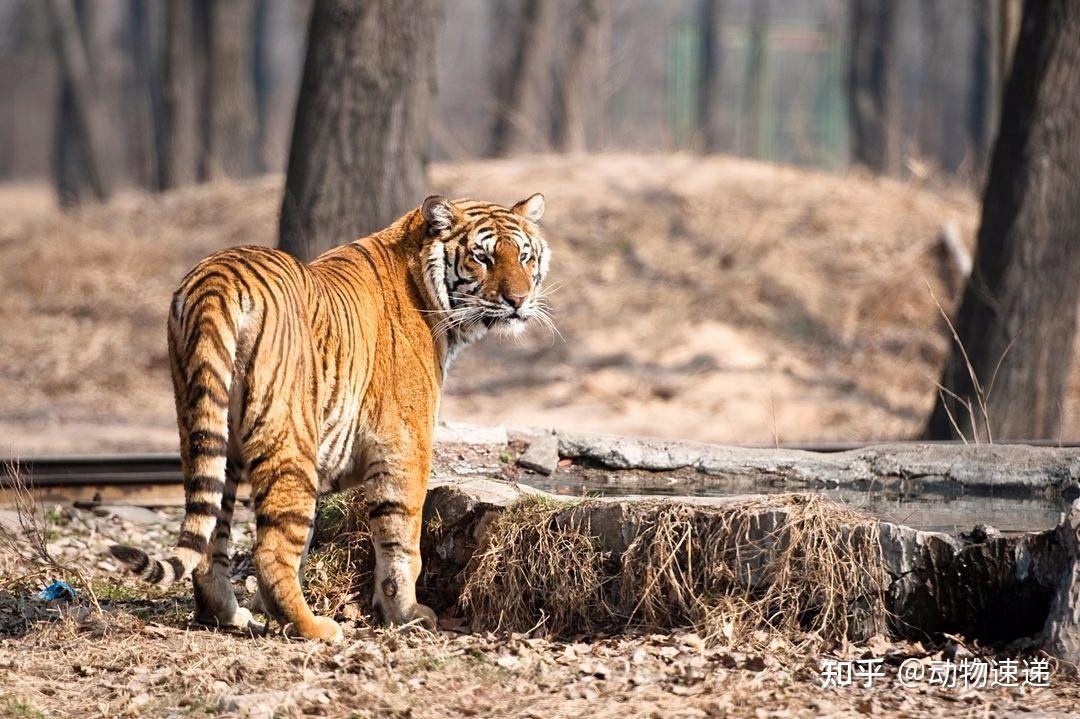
top-left (422, 195), bottom-right (459, 236)
top-left (511, 193), bottom-right (545, 223)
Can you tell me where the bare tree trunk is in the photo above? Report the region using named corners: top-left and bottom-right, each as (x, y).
top-left (127, 0), bottom-right (162, 191)
top-left (696, 0), bottom-right (723, 152)
top-left (488, 0), bottom-right (553, 157)
top-left (200, 0), bottom-right (260, 180)
top-left (968, 0), bottom-right (997, 181)
top-left (551, 0), bottom-right (606, 153)
top-left (848, 0), bottom-right (899, 173)
top-left (925, 0), bottom-right (1080, 441)
top-left (918, 0), bottom-right (945, 167)
top-left (741, 0), bottom-right (769, 157)
top-left (160, 0), bottom-right (199, 189)
top-left (46, 0), bottom-right (112, 205)
top-left (278, 0), bottom-right (437, 261)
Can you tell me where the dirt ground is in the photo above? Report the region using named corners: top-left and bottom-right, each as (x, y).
top-left (3, 153), bottom-right (1077, 456)
top-left (3, 502), bottom-right (1079, 719)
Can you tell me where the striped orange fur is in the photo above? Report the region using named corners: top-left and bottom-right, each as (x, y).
top-left (110, 194), bottom-right (550, 641)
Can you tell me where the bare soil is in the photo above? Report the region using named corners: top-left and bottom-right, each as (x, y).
top-left (3, 153), bottom-right (1077, 455)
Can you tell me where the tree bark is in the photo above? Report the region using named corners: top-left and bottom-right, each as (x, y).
top-left (696, 0), bottom-right (724, 153)
top-left (46, 0), bottom-right (112, 205)
top-left (160, 0), bottom-right (199, 189)
top-left (925, 0), bottom-right (1080, 441)
top-left (200, 0), bottom-right (261, 180)
top-left (551, 0), bottom-right (607, 153)
top-left (278, 0), bottom-right (438, 262)
top-left (848, 0), bottom-right (899, 174)
top-left (488, 0), bottom-right (553, 157)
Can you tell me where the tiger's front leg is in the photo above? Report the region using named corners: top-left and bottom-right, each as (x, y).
top-left (362, 446), bottom-right (437, 630)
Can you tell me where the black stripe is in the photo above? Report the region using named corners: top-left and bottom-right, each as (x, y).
top-left (177, 530), bottom-right (209, 554)
top-left (166, 556), bottom-right (185, 579)
top-left (255, 510), bottom-right (313, 531)
top-left (367, 500), bottom-right (409, 520)
top-left (185, 501), bottom-right (221, 519)
top-left (189, 474), bottom-right (226, 495)
top-left (189, 430), bottom-right (228, 457)
top-left (147, 562), bottom-right (165, 583)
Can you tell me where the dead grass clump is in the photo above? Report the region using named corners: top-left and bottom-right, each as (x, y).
top-left (460, 494), bottom-right (888, 646)
top-left (303, 488), bottom-right (373, 617)
top-left (619, 494), bottom-right (887, 646)
top-left (460, 496), bottom-right (613, 635)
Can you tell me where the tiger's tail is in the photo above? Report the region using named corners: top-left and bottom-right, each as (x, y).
top-left (111, 276), bottom-right (241, 587)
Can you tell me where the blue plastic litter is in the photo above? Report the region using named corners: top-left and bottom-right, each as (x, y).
top-left (38, 580), bottom-right (77, 602)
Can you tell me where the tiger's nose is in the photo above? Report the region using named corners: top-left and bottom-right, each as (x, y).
top-left (503, 291), bottom-right (527, 310)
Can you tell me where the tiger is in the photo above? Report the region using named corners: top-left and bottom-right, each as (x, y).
top-left (109, 193), bottom-right (550, 641)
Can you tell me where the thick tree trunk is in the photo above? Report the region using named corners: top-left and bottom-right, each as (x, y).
top-left (160, 0), bottom-right (199, 189)
top-left (278, 0), bottom-right (437, 262)
top-left (200, 0), bottom-right (261, 180)
top-left (848, 0), bottom-right (899, 174)
top-left (925, 0), bottom-right (1080, 441)
top-left (46, 0), bottom-right (112, 206)
top-left (696, 0), bottom-right (724, 153)
top-left (488, 0), bottom-right (553, 157)
top-left (550, 0), bottom-right (606, 153)
top-left (968, 0), bottom-right (997, 181)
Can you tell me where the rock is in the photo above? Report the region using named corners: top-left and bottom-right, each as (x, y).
top-left (91, 505), bottom-right (168, 525)
top-left (517, 433), bottom-right (560, 475)
top-left (415, 478), bottom-right (1074, 645)
top-left (1040, 499), bottom-right (1080, 669)
top-left (556, 431), bottom-right (1080, 493)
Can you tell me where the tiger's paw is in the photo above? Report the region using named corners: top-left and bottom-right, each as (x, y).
top-left (373, 600), bottom-right (438, 632)
top-left (286, 615), bottom-right (343, 643)
top-left (192, 606), bottom-right (266, 635)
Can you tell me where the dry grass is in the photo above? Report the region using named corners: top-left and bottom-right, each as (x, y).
top-left (460, 496), bottom-right (614, 634)
top-left (461, 493), bottom-right (887, 649)
top-left (303, 488), bottom-right (374, 618)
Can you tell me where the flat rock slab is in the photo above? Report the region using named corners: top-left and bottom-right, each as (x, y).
top-left (556, 431), bottom-right (1080, 493)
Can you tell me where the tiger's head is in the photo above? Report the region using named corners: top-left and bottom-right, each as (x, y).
top-left (418, 193), bottom-right (552, 343)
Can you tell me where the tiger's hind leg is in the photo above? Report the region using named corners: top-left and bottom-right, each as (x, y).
top-left (248, 445), bottom-right (342, 642)
top-left (365, 449), bottom-right (437, 630)
top-left (192, 458), bottom-right (264, 633)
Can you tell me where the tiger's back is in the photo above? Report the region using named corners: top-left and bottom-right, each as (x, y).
top-left (111, 193), bottom-right (549, 641)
